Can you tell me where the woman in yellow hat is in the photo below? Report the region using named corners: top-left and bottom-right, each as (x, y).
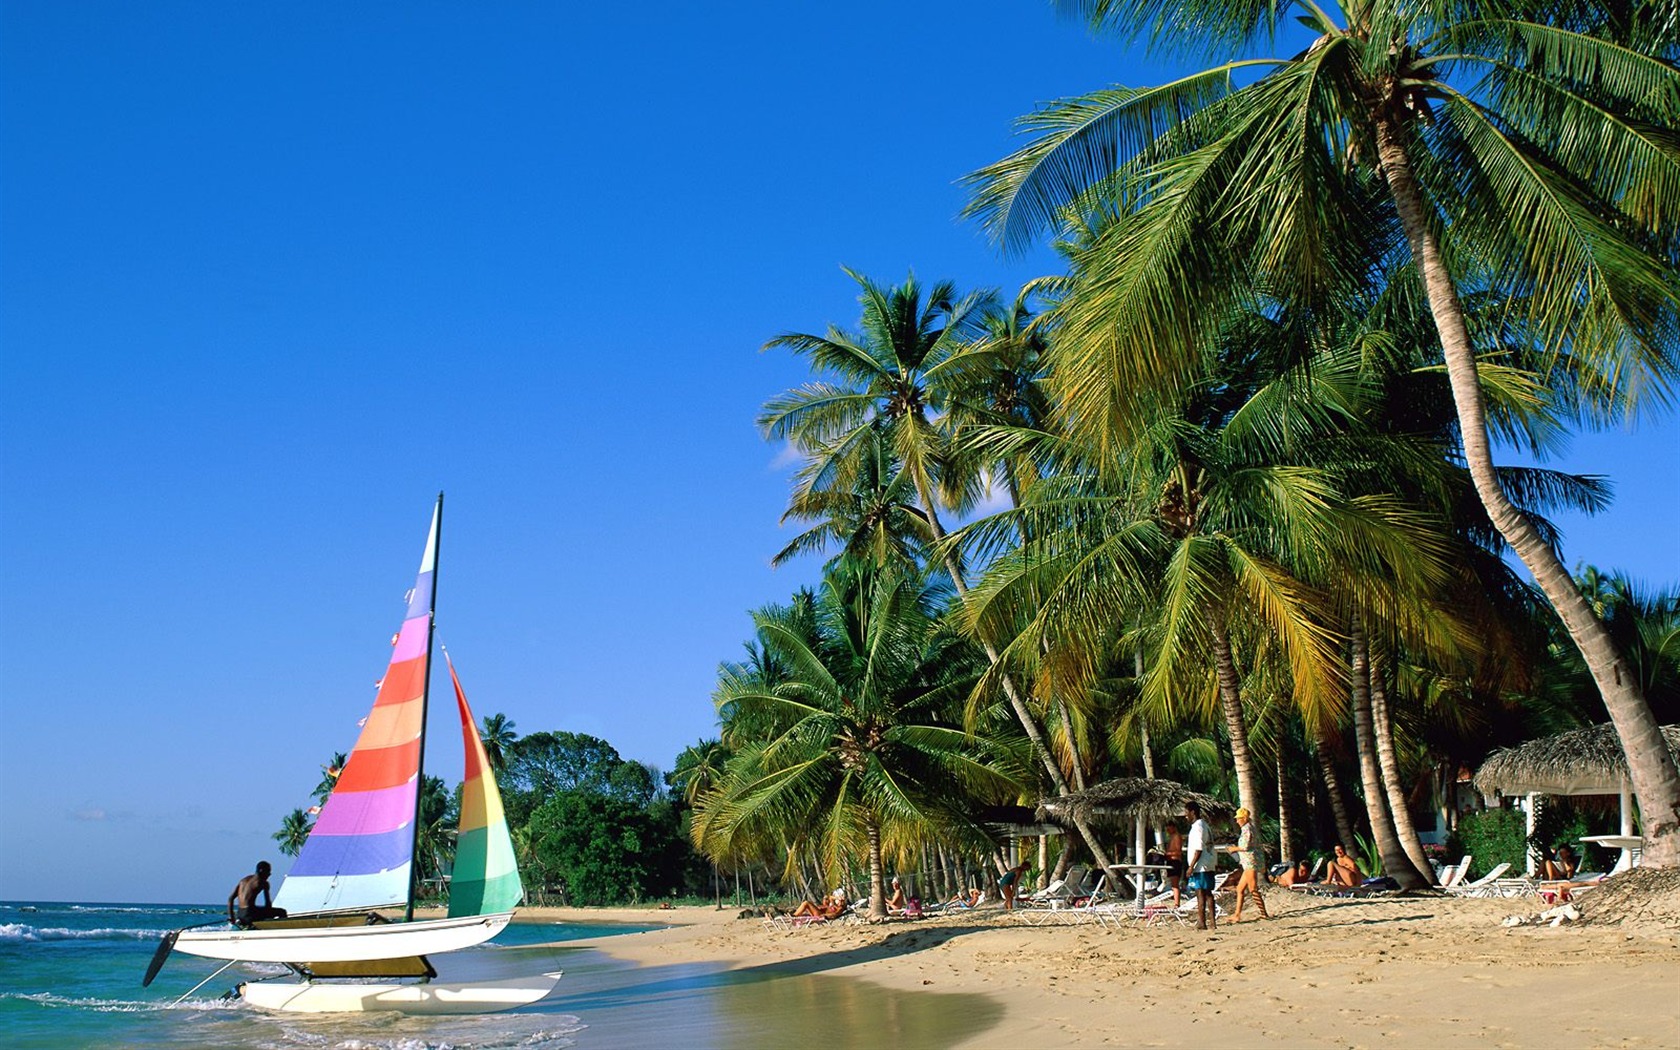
top-left (1226, 807), bottom-right (1270, 921)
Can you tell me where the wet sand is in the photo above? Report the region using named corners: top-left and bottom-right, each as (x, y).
top-left (520, 890), bottom-right (1680, 1048)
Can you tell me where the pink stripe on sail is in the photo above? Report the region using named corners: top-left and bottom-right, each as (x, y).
top-left (390, 615), bottom-right (430, 663)
top-left (312, 780), bottom-right (416, 836)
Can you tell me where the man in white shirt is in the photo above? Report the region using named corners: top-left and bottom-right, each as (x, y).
top-left (1183, 802), bottom-right (1218, 931)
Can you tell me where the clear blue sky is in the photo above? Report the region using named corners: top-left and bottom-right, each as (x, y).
top-left (2, 2), bottom-right (1673, 904)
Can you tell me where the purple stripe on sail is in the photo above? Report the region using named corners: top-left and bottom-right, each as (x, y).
top-left (405, 570), bottom-right (434, 619)
top-left (288, 823), bottom-right (415, 877)
top-left (390, 616), bottom-right (430, 663)
top-left (313, 782), bottom-right (416, 836)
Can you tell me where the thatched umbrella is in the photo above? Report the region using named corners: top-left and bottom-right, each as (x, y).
top-left (1475, 723), bottom-right (1680, 797)
top-left (1038, 777), bottom-right (1232, 880)
top-left (1037, 777), bottom-right (1233, 834)
top-left (1474, 723), bottom-right (1680, 871)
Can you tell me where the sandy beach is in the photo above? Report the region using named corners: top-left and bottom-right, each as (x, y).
top-left (520, 881), bottom-right (1680, 1049)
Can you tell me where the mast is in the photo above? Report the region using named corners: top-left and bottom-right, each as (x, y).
top-left (407, 491), bottom-right (443, 922)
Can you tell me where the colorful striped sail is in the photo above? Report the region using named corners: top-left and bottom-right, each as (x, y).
top-left (444, 655), bottom-right (524, 916)
top-left (274, 501), bottom-right (439, 915)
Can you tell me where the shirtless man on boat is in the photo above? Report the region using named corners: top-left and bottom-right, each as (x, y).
top-left (228, 861), bottom-right (288, 926)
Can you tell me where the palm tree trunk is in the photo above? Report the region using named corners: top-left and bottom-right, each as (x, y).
top-left (920, 486), bottom-right (1115, 869)
top-left (1315, 731), bottom-right (1359, 852)
top-left (1209, 615), bottom-right (1263, 817)
top-left (1276, 746), bottom-right (1295, 866)
top-left (1350, 619), bottom-right (1428, 888)
top-left (1055, 698), bottom-right (1088, 791)
top-left (866, 818), bottom-right (886, 920)
top-left (1139, 650), bottom-right (1156, 779)
top-left (1375, 113), bottom-right (1680, 867)
top-left (1368, 648), bottom-right (1436, 883)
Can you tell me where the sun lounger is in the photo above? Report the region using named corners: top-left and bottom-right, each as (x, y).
top-left (1438, 855), bottom-right (1473, 889)
top-left (1444, 862), bottom-right (1512, 896)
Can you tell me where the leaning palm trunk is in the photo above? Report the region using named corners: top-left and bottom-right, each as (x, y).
top-left (1374, 115), bottom-right (1680, 867)
top-left (1315, 732), bottom-right (1360, 853)
top-left (1350, 621), bottom-right (1429, 887)
top-left (1369, 650), bottom-right (1436, 883)
top-left (1209, 616), bottom-right (1263, 818)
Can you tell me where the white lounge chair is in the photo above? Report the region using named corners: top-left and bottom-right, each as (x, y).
top-left (1444, 862), bottom-right (1511, 896)
top-left (1438, 855), bottom-right (1473, 888)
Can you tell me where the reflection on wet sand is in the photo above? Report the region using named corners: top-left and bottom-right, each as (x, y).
top-left (551, 945), bottom-right (1004, 1049)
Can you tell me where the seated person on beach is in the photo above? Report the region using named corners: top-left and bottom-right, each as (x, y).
top-left (1542, 845), bottom-right (1578, 881)
top-left (228, 861), bottom-right (288, 926)
top-left (887, 877), bottom-right (907, 913)
top-left (1272, 859), bottom-right (1312, 887)
top-left (1325, 844), bottom-right (1361, 887)
top-left (791, 889), bottom-right (848, 920)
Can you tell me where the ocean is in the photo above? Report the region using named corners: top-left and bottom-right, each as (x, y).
top-left (0, 901), bottom-right (634, 1049)
top-left (0, 901), bottom-right (1003, 1049)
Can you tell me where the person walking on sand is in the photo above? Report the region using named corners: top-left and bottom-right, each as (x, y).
top-left (228, 861), bottom-right (288, 926)
top-left (1225, 807), bottom-right (1269, 921)
top-left (1184, 802), bottom-right (1218, 931)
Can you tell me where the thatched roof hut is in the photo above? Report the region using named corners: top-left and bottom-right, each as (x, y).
top-left (1036, 777), bottom-right (1233, 830)
top-left (1475, 723), bottom-right (1680, 798)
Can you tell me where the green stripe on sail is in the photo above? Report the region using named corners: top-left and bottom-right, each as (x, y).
top-left (448, 824), bottom-right (523, 916)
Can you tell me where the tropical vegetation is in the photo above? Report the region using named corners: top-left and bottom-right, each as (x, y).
top-left (276, 0), bottom-right (1678, 907)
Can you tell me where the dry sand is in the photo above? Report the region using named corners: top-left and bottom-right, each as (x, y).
top-left (521, 878), bottom-right (1680, 1049)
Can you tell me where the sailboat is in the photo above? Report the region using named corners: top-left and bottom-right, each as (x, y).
top-left (145, 496), bottom-right (561, 1013)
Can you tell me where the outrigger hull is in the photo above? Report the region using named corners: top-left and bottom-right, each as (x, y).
top-left (238, 968), bottom-right (563, 1014)
top-left (174, 912), bottom-right (513, 963)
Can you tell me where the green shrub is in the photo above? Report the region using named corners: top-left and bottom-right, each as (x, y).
top-left (1454, 808), bottom-right (1528, 877)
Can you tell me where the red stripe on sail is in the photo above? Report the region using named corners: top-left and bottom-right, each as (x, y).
top-left (335, 738), bottom-right (421, 792)
top-left (374, 655), bottom-right (427, 707)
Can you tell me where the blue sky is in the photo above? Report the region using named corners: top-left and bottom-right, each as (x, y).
top-left (2, 2), bottom-right (1674, 905)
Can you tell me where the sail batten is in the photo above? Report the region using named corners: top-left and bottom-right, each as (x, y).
top-left (274, 502), bottom-right (440, 916)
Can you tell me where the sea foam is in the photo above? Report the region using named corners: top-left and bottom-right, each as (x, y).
top-left (0, 922), bottom-right (168, 943)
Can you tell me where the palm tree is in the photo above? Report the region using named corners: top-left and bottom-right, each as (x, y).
top-left (761, 270), bottom-right (1116, 866)
top-left (312, 752), bottom-right (347, 806)
top-left (693, 565), bottom-right (1025, 919)
top-left (479, 713), bottom-right (518, 777)
top-left (966, 0), bottom-right (1680, 864)
top-left (772, 421), bottom-right (936, 574)
top-left (274, 808), bottom-right (312, 857)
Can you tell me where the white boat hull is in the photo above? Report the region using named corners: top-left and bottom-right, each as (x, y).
top-left (174, 913), bottom-right (513, 963)
top-left (238, 969), bottom-right (563, 1014)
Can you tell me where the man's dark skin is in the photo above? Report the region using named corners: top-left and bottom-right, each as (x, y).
top-left (228, 861), bottom-right (288, 925)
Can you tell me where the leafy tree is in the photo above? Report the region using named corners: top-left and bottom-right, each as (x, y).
top-left (966, 0), bottom-right (1680, 863)
top-left (695, 565), bottom-right (1025, 918)
top-left (503, 730), bottom-right (636, 825)
top-left (526, 790), bottom-right (665, 906)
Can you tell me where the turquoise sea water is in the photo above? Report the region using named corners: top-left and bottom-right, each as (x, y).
top-left (0, 901), bottom-right (640, 1049)
top-left (0, 902), bottom-right (1004, 1049)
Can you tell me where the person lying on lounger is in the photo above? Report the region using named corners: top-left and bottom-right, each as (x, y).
top-left (1272, 859), bottom-right (1312, 887)
top-left (1325, 844), bottom-right (1361, 887)
top-left (791, 890), bottom-right (848, 920)
top-left (945, 888), bottom-right (983, 908)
